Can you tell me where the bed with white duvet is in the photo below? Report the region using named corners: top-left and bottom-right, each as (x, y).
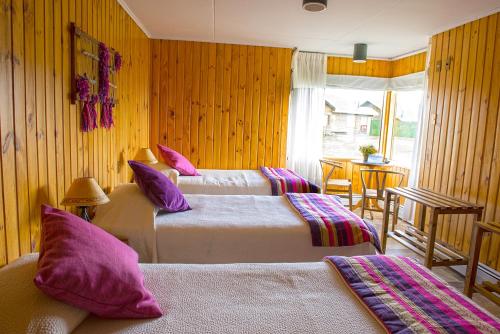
top-left (93, 184), bottom-right (377, 263)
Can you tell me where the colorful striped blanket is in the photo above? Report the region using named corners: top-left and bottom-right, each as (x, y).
top-left (325, 255), bottom-right (500, 334)
top-left (285, 193), bottom-right (380, 250)
top-left (260, 167), bottom-right (321, 196)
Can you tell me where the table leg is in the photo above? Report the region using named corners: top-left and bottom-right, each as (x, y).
top-left (419, 205), bottom-right (426, 232)
top-left (392, 195), bottom-right (400, 232)
top-left (381, 191), bottom-right (392, 253)
top-left (424, 209), bottom-right (439, 268)
top-left (464, 224), bottom-right (484, 298)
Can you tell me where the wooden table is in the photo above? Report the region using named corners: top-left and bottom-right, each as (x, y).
top-left (350, 160), bottom-right (392, 211)
top-left (464, 221), bottom-right (500, 305)
top-left (381, 187), bottom-right (483, 269)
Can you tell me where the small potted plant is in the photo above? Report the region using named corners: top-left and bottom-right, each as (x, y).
top-left (359, 145), bottom-right (377, 162)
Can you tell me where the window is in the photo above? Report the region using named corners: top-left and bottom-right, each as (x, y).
top-left (390, 90), bottom-right (424, 168)
top-left (323, 88), bottom-right (385, 158)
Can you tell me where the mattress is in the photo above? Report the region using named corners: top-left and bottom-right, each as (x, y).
top-left (93, 184), bottom-right (377, 263)
top-left (177, 169), bottom-right (272, 195)
top-left (72, 262), bottom-right (384, 334)
top-left (155, 194), bottom-right (376, 263)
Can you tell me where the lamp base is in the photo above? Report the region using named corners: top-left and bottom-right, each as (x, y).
top-left (78, 206), bottom-right (91, 222)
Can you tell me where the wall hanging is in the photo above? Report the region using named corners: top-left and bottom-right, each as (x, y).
top-left (70, 23), bottom-right (121, 132)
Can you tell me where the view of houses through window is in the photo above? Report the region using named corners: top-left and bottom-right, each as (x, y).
top-left (323, 88), bottom-right (385, 158)
top-left (323, 87), bottom-right (423, 168)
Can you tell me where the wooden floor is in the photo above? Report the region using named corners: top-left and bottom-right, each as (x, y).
top-left (364, 210), bottom-right (500, 317)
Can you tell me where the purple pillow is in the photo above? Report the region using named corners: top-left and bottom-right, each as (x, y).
top-left (157, 144), bottom-right (200, 176)
top-left (128, 160), bottom-right (191, 212)
top-left (34, 205), bottom-right (163, 319)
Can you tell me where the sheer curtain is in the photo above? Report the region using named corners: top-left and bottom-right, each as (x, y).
top-left (286, 51), bottom-right (327, 186)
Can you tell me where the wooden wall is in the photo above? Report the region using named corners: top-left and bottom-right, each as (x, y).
top-left (417, 12), bottom-right (500, 270)
top-left (0, 0), bottom-right (150, 267)
top-left (150, 40), bottom-right (292, 169)
top-left (327, 51), bottom-right (427, 78)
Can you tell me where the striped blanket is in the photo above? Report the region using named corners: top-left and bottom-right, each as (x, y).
top-left (285, 193), bottom-right (380, 250)
top-left (325, 255), bottom-right (500, 334)
top-left (260, 167), bottom-right (321, 196)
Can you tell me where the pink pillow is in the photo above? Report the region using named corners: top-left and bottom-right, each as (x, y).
top-left (34, 205), bottom-right (163, 319)
top-left (157, 144), bottom-right (200, 176)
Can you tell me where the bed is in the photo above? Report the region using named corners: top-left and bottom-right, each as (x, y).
top-left (154, 163), bottom-right (319, 196)
top-left (93, 184), bottom-right (378, 263)
top-left (2, 254), bottom-right (498, 334)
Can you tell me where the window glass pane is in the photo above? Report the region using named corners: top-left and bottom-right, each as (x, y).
top-left (391, 90), bottom-right (423, 168)
top-left (323, 88), bottom-right (385, 158)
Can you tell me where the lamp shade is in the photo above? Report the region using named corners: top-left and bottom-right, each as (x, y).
top-left (353, 43), bottom-right (367, 63)
top-left (61, 177), bottom-right (110, 207)
top-left (133, 148), bottom-right (158, 164)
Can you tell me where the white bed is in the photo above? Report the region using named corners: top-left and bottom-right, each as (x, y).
top-left (93, 184), bottom-right (377, 263)
top-left (153, 163), bottom-right (272, 195)
top-left (1, 254), bottom-right (384, 334)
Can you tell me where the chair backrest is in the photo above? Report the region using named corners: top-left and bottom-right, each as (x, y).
top-left (319, 159), bottom-right (344, 191)
top-left (360, 169), bottom-right (405, 199)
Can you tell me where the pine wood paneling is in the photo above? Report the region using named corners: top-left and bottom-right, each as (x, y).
top-left (0, 0), bottom-right (150, 267)
top-left (418, 13), bottom-right (500, 270)
top-left (327, 52), bottom-right (427, 78)
top-left (150, 40), bottom-right (292, 169)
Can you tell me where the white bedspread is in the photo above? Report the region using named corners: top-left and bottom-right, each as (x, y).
top-left (177, 169), bottom-right (271, 195)
top-left (155, 194), bottom-right (376, 263)
top-left (73, 262), bottom-right (384, 334)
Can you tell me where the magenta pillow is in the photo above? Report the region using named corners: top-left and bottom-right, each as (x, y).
top-left (128, 160), bottom-right (191, 213)
top-left (34, 205), bottom-right (162, 319)
top-left (157, 144), bottom-right (200, 176)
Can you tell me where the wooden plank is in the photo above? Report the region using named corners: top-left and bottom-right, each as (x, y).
top-left (272, 49), bottom-right (284, 167)
top-left (150, 40), bottom-right (161, 151)
top-left (250, 46), bottom-right (262, 169)
top-left (227, 45), bottom-right (239, 169)
top-left (257, 47), bottom-right (270, 167)
top-left (190, 42), bottom-right (201, 167)
top-left (265, 48), bottom-right (277, 166)
top-left (205, 43), bottom-right (216, 168)
top-left (213, 43), bottom-right (224, 168)
top-left (280, 49), bottom-right (292, 167)
top-left (242, 46), bottom-right (255, 169)
top-left (12, 0), bottom-right (30, 254)
top-left (174, 41), bottom-right (185, 153)
top-left (182, 41), bottom-right (193, 160)
top-left (198, 43), bottom-right (208, 167)
top-left (235, 45), bottom-right (246, 169)
top-left (167, 41), bottom-right (176, 148)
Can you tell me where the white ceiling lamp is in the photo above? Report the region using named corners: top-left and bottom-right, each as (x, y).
top-left (302, 0), bottom-right (328, 12)
top-left (353, 43), bottom-right (368, 63)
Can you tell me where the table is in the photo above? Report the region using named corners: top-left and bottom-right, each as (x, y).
top-left (381, 187), bottom-right (483, 269)
top-left (464, 221), bottom-right (500, 304)
top-left (350, 160), bottom-right (392, 211)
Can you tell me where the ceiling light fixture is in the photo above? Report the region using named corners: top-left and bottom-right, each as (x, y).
top-left (353, 43), bottom-right (368, 63)
top-left (302, 0), bottom-right (328, 12)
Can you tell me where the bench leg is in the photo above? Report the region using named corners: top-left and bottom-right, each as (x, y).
top-left (464, 224), bottom-right (484, 298)
top-left (381, 192), bottom-right (392, 253)
top-left (424, 209), bottom-right (438, 269)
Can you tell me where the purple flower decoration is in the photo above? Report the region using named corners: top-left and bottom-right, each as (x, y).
top-left (76, 75), bottom-right (97, 132)
top-left (114, 52), bottom-right (122, 72)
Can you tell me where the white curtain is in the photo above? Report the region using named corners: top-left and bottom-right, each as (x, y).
top-left (286, 51), bottom-right (327, 186)
top-left (326, 71), bottom-right (425, 91)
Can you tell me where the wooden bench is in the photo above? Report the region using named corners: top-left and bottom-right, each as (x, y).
top-left (381, 187), bottom-right (483, 269)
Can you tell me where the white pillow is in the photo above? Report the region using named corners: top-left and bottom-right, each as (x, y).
top-left (149, 162), bottom-right (180, 185)
top-left (0, 253), bottom-right (88, 334)
top-left (93, 184), bottom-right (157, 262)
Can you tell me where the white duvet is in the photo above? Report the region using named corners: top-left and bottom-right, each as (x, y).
top-left (2, 254), bottom-right (384, 334)
top-left (158, 165), bottom-right (272, 195)
top-left (93, 184), bottom-right (377, 263)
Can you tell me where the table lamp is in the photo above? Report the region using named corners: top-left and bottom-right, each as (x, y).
top-left (61, 177), bottom-right (110, 221)
top-left (133, 148), bottom-right (158, 164)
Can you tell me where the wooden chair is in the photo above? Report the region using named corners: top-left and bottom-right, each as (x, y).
top-left (360, 169), bottom-right (404, 223)
top-left (319, 159), bottom-right (353, 210)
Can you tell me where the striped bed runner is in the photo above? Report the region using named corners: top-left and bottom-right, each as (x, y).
top-left (325, 255), bottom-right (500, 334)
top-left (285, 193), bottom-right (380, 250)
top-left (260, 167), bottom-right (321, 196)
